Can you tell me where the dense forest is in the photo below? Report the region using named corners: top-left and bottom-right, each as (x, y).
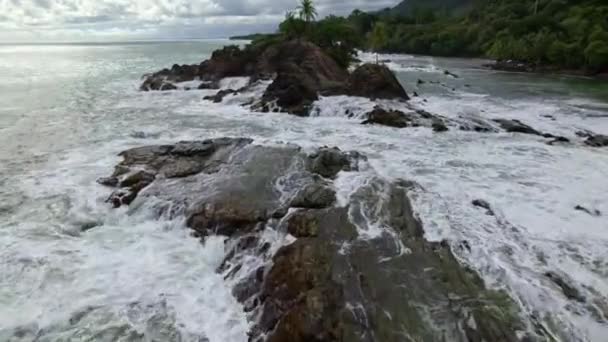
top-left (241, 0), bottom-right (608, 73)
top-left (366, 0), bottom-right (608, 72)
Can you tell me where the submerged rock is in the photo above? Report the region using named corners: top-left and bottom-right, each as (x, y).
top-left (545, 271), bottom-right (586, 303)
top-left (574, 205), bottom-right (602, 217)
top-left (362, 106), bottom-right (449, 131)
top-left (585, 134), bottom-right (608, 147)
top-left (473, 199), bottom-right (495, 216)
top-left (361, 107), bottom-right (412, 128)
top-left (493, 119), bottom-right (542, 136)
top-left (102, 138), bottom-right (529, 341)
top-left (203, 89), bottom-right (238, 103)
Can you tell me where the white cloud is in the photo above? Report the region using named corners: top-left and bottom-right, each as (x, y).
top-left (0, 0), bottom-right (399, 42)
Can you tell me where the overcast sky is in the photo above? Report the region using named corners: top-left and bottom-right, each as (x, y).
top-left (0, 0), bottom-right (400, 42)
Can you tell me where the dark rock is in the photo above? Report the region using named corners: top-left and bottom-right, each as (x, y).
top-left (254, 40), bottom-right (349, 116)
top-left (473, 199), bottom-right (495, 216)
top-left (287, 210), bottom-right (319, 237)
top-left (257, 238), bottom-right (343, 342)
top-left (203, 89), bottom-right (237, 103)
top-left (417, 79), bottom-right (425, 85)
top-left (260, 71), bottom-right (318, 116)
top-left (576, 130), bottom-right (594, 138)
top-left (348, 63), bottom-right (409, 100)
top-left (574, 205), bottom-right (602, 217)
top-left (362, 107), bottom-right (411, 128)
top-left (444, 70), bottom-right (459, 78)
top-left (585, 134), bottom-right (608, 147)
top-left (545, 271), bottom-right (585, 302)
top-left (307, 147), bottom-right (357, 179)
top-left (102, 138), bottom-right (527, 342)
top-left (413, 91), bottom-right (419, 97)
top-left (547, 136), bottom-right (571, 145)
top-left (97, 176), bottom-right (118, 187)
top-left (432, 120), bottom-right (449, 132)
top-left (493, 119), bottom-right (542, 136)
top-left (290, 183), bottom-right (336, 209)
top-left (197, 82), bottom-right (219, 90)
top-left (159, 83), bottom-right (177, 91)
top-left (119, 170), bottom-right (155, 188)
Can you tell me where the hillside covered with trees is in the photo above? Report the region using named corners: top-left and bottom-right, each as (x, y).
top-left (243, 0), bottom-right (608, 74)
top-left (365, 0), bottom-right (608, 73)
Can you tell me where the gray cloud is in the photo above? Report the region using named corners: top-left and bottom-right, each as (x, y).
top-left (0, 0), bottom-right (400, 42)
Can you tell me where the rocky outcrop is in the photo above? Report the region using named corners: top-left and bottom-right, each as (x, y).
top-left (348, 63), bottom-right (409, 100)
top-left (140, 45), bottom-right (257, 91)
top-left (253, 41), bottom-right (349, 116)
top-left (140, 40), bottom-right (412, 116)
top-left (100, 138), bottom-right (531, 342)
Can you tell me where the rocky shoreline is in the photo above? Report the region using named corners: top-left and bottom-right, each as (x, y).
top-left (99, 39), bottom-right (608, 341)
top-left (98, 138), bottom-right (528, 341)
top-left (483, 59), bottom-right (608, 79)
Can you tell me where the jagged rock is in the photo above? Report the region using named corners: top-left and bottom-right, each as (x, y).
top-left (306, 147), bottom-right (359, 179)
top-left (493, 119), bottom-right (542, 135)
top-left (290, 183), bottom-right (336, 209)
top-left (260, 71), bottom-right (318, 116)
top-left (255, 40), bottom-right (349, 115)
top-left (102, 139), bottom-right (528, 342)
top-left (348, 63), bottom-right (409, 100)
top-left (585, 134), bottom-right (608, 147)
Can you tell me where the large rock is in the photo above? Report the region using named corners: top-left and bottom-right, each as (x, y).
top-left (255, 40), bottom-right (350, 115)
top-left (348, 63), bottom-right (409, 100)
top-left (101, 137), bottom-right (532, 342)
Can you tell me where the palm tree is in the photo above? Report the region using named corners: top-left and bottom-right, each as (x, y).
top-left (297, 0), bottom-right (317, 23)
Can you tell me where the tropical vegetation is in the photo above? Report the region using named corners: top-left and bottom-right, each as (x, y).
top-left (239, 0), bottom-right (607, 73)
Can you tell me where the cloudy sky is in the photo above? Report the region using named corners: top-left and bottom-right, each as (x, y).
top-left (0, 0), bottom-right (400, 42)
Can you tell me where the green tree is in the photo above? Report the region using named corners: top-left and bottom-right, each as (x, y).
top-left (279, 11), bottom-right (306, 39)
top-left (585, 40), bottom-right (608, 70)
top-left (369, 22), bottom-right (388, 63)
top-left (298, 0), bottom-right (318, 23)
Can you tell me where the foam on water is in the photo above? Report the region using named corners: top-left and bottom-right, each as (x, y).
top-left (0, 141), bottom-right (250, 341)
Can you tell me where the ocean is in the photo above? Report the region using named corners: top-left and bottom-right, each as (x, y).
top-left (1, 40), bottom-right (607, 341)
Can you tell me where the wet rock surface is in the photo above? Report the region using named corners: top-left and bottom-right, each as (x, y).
top-left (102, 137), bottom-right (530, 342)
top-left (493, 119), bottom-right (542, 136)
top-left (140, 40), bottom-right (413, 116)
top-left (348, 63), bottom-right (409, 100)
